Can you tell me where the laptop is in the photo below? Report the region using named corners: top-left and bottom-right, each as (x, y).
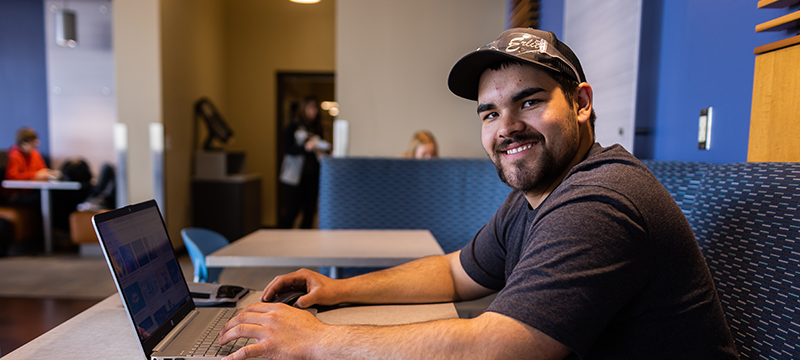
top-left (92, 199), bottom-right (258, 360)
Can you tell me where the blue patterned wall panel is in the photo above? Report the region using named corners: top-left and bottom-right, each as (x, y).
top-left (691, 162), bottom-right (800, 359)
top-left (319, 158), bottom-right (511, 254)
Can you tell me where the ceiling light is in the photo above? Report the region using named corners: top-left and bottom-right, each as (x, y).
top-left (290, 0), bottom-right (320, 4)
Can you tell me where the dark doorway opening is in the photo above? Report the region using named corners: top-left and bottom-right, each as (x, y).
top-left (275, 72), bottom-right (335, 228)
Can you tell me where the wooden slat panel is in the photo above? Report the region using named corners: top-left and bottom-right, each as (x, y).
top-left (755, 10), bottom-right (800, 32)
top-left (748, 44), bottom-right (800, 162)
top-left (754, 34), bottom-right (800, 54)
top-left (757, 0), bottom-right (800, 9)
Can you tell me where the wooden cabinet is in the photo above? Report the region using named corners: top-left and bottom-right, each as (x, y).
top-left (748, 1), bottom-right (800, 162)
top-left (748, 43), bottom-right (800, 162)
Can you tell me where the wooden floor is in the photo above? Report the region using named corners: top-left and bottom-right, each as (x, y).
top-left (0, 297), bottom-right (99, 356)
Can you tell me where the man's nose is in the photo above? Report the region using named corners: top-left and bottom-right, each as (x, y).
top-left (497, 113), bottom-right (525, 139)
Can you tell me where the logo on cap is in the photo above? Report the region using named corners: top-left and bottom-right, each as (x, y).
top-left (505, 34), bottom-right (548, 55)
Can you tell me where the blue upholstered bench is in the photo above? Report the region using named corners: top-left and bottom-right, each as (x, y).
top-left (319, 157), bottom-right (511, 254)
top-left (641, 160), bottom-right (800, 359)
top-left (639, 160), bottom-right (713, 218)
top-left (688, 162), bottom-right (800, 359)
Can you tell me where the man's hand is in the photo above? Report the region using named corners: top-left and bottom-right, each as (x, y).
top-left (218, 303), bottom-right (327, 360)
top-left (34, 168), bottom-right (60, 180)
top-left (261, 268), bottom-right (343, 308)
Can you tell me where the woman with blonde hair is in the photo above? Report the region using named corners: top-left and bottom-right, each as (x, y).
top-left (403, 130), bottom-right (438, 159)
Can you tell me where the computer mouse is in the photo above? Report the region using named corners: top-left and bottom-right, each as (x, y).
top-left (266, 289), bottom-right (307, 306)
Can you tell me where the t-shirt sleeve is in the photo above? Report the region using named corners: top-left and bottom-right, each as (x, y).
top-left (488, 186), bottom-right (651, 357)
top-left (460, 191), bottom-right (528, 291)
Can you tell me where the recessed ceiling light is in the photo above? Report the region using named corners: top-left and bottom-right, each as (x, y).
top-left (290, 0), bottom-right (320, 4)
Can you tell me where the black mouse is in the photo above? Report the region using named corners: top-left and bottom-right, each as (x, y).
top-left (267, 289), bottom-right (307, 306)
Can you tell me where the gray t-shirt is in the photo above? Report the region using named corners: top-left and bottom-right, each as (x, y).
top-left (460, 144), bottom-right (738, 359)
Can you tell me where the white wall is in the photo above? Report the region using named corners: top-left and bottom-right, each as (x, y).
top-left (564, 0), bottom-right (642, 151)
top-left (336, 0), bottom-right (506, 158)
top-left (44, 0), bottom-right (116, 178)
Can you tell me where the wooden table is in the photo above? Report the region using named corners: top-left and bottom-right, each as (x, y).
top-left (207, 229), bottom-right (445, 278)
top-left (1, 180), bottom-right (81, 254)
top-left (2, 291), bottom-right (457, 359)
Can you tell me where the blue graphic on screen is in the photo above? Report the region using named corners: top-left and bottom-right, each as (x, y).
top-left (97, 206), bottom-right (191, 341)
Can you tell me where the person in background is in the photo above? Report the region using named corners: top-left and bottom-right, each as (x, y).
top-left (279, 96), bottom-right (330, 229)
top-left (6, 127), bottom-right (60, 181)
top-left (402, 130), bottom-right (439, 159)
top-left (4, 127), bottom-right (61, 206)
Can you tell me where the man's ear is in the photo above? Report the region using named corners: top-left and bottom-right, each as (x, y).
top-left (575, 83), bottom-right (593, 124)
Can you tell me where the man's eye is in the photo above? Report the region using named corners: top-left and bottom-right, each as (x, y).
top-left (483, 112), bottom-right (499, 121)
top-left (522, 99), bottom-right (539, 108)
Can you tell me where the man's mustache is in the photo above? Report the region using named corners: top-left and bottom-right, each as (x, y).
top-left (494, 131), bottom-right (545, 154)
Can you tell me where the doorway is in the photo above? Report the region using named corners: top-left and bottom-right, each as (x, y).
top-left (275, 72), bottom-right (335, 228)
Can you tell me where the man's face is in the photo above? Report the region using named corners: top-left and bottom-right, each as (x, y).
top-left (19, 139), bottom-right (40, 154)
top-left (477, 63), bottom-right (581, 194)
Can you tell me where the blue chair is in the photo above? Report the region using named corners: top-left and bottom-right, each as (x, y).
top-left (180, 228), bottom-right (229, 283)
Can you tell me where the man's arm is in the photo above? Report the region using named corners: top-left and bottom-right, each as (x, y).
top-left (220, 306), bottom-right (571, 360)
top-left (221, 252), bottom-right (571, 359)
top-left (261, 251), bottom-right (494, 308)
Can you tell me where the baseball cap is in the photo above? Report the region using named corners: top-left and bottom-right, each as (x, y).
top-left (448, 28), bottom-right (586, 101)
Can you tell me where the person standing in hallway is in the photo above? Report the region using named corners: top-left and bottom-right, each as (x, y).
top-left (279, 96), bottom-right (329, 229)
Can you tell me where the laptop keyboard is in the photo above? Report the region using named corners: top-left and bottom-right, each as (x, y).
top-left (188, 308), bottom-right (256, 357)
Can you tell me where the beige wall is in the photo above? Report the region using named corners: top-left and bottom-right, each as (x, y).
top-left (114, 0), bottom-right (161, 204)
top-left (336, 0), bottom-right (506, 159)
top-left (223, 0), bottom-right (336, 227)
top-left (161, 0), bottom-right (226, 245)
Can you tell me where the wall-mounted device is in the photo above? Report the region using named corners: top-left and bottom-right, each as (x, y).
top-left (55, 9), bottom-right (77, 48)
top-left (698, 107), bottom-right (712, 150)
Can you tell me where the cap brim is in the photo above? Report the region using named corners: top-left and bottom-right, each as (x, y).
top-left (447, 49), bottom-right (567, 101)
top-left (448, 50), bottom-right (516, 101)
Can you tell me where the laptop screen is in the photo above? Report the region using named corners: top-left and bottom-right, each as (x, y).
top-left (93, 200), bottom-right (193, 351)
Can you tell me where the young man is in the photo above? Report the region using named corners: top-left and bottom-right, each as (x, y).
top-left (6, 127), bottom-right (59, 182)
top-left (4, 127), bottom-right (61, 205)
top-left (219, 29), bottom-right (738, 359)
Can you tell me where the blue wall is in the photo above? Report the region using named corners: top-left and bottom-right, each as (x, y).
top-left (645, 0), bottom-right (787, 163)
top-left (539, 0), bottom-right (789, 163)
top-left (538, 0), bottom-right (564, 39)
top-left (0, 0), bottom-right (50, 158)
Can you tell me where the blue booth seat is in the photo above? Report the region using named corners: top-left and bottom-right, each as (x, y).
top-left (319, 157), bottom-right (511, 255)
top-left (640, 159), bottom-right (713, 219)
top-left (690, 162), bottom-right (800, 359)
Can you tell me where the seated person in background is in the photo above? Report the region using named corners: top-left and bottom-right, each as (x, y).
top-left (218, 28), bottom-right (738, 359)
top-left (4, 127), bottom-right (61, 206)
top-left (402, 130), bottom-right (438, 159)
top-left (6, 127), bottom-right (60, 181)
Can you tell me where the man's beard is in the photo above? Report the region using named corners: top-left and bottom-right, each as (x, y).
top-left (490, 119), bottom-right (579, 194)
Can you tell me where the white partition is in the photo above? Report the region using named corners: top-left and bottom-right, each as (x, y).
top-left (564, 0), bottom-right (642, 151)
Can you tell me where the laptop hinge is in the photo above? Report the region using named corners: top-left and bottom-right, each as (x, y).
top-left (153, 309), bottom-right (199, 353)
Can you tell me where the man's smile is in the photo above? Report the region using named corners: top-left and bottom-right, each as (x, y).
top-left (502, 142), bottom-right (535, 155)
